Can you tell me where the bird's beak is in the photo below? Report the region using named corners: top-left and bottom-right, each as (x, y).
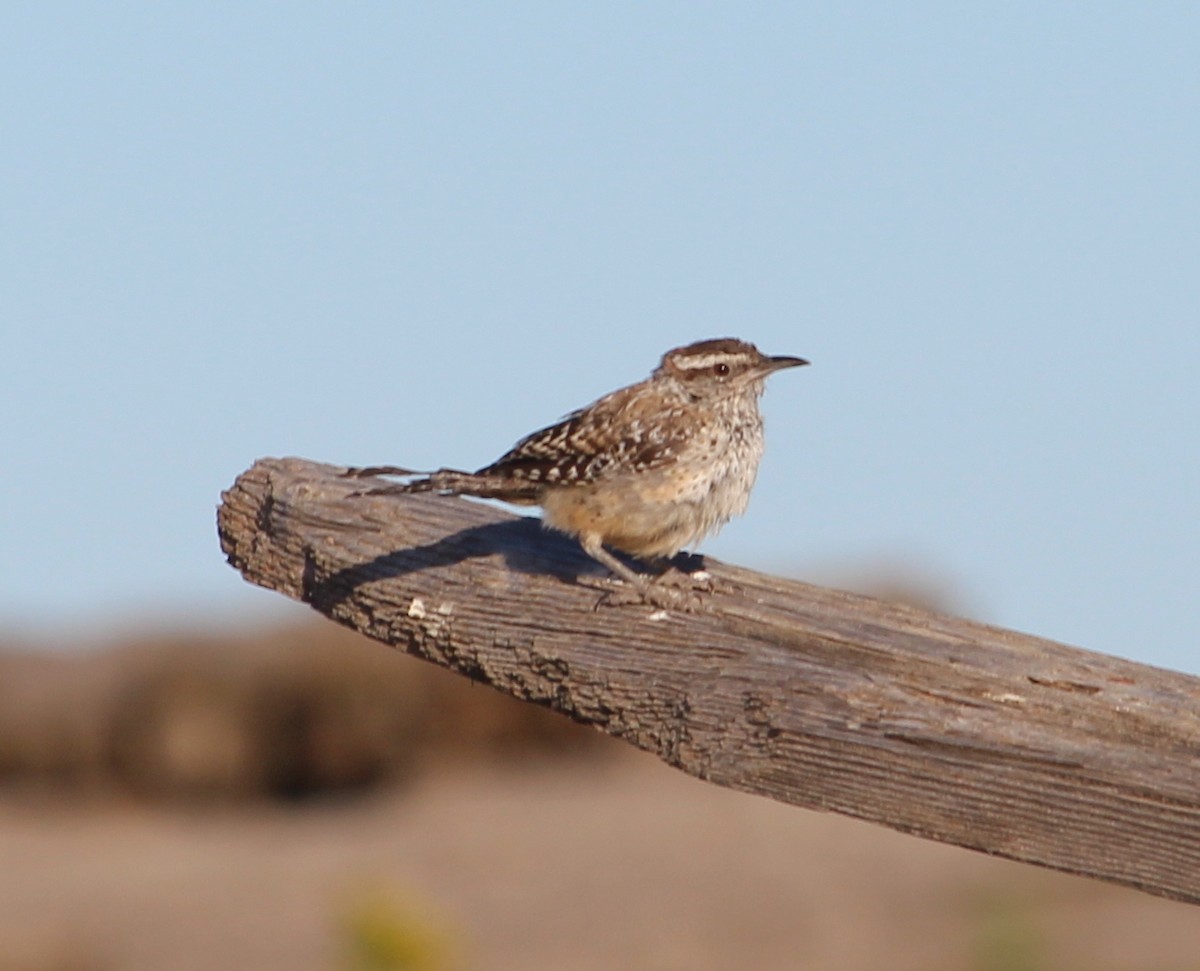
top-left (767, 355), bottom-right (809, 371)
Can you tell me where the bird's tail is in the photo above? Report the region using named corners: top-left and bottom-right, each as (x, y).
top-left (344, 466), bottom-right (541, 503)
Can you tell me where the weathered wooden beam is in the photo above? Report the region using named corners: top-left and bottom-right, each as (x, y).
top-left (218, 457), bottom-right (1200, 905)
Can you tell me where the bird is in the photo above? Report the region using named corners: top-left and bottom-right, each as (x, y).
top-left (346, 337), bottom-right (807, 607)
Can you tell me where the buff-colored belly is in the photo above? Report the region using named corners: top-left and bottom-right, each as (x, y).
top-left (540, 465), bottom-right (754, 559)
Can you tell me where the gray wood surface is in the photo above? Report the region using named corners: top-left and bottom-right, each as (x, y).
top-left (219, 457), bottom-right (1200, 905)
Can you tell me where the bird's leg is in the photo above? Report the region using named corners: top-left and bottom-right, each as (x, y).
top-left (579, 534), bottom-right (700, 611)
top-left (580, 534), bottom-right (653, 591)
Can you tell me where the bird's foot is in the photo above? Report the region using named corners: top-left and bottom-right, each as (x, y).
top-left (655, 564), bottom-right (720, 594)
top-left (586, 573), bottom-right (709, 613)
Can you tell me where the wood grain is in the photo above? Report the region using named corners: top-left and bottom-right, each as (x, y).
top-left (218, 457), bottom-right (1200, 905)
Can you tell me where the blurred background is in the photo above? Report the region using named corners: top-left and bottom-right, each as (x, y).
top-left (2, 4), bottom-right (1198, 969)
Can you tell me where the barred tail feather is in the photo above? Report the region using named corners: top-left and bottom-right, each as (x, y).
top-left (351, 468), bottom-right (542, 504)
top-left (426, 468), bottom-right (543, 503)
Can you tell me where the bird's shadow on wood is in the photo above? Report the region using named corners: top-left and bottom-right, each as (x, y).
top-left (301, 516), bottom-right (704, 614)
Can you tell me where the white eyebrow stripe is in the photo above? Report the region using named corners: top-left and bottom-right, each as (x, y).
top-left (676, 352), bottom-right (751, 370)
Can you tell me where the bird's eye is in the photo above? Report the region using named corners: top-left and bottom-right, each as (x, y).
top-left (713, 362), bottom-right (730, 377)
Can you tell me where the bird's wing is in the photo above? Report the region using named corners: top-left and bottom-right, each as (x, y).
top-left (476, 383), bottom-right (698, 486)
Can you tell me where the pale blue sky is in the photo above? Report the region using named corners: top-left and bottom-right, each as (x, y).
top-left (2, 5), bottom-right (1197, 673)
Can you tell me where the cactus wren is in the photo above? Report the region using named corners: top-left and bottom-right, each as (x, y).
top-left (347, 337), bottom-right (807, 606)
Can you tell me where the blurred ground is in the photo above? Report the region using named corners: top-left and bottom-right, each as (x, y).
top-left (0, 621), bottom-right (604, 804)
top-left (0, 621), bottom-right (1197, 970)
